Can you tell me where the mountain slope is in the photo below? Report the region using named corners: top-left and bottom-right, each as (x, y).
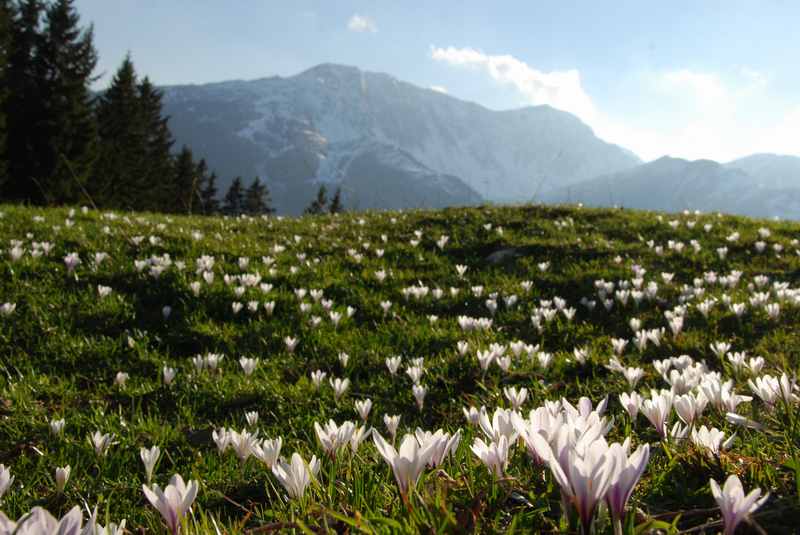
top-left (543, 155), bottom-right (800, 219)
top-left (161, 63), bottom-right (640, 213)
top-left (724, 153), bottom-right (800, 190)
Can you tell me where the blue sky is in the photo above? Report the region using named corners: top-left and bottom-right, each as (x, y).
top-left (75, 0), bottom-right (800, 162)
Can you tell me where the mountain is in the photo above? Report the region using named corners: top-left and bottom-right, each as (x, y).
top-left (542, 154), bottom-right (800, 219)
top-left (724, 153), bottom-right (800, 190)
top-left (160, 63), bottom-right (640, 214)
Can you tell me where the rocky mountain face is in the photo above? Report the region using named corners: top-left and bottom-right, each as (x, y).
top-left (543, 155), bottom-right (800, 219)
top-left (160, 63), bottom-right (640, 214)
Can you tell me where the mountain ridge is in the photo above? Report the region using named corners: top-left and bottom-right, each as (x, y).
top-left (543, 154), bottom-right (800, 219)
top-left (160, 62), bottom-right (641, 213)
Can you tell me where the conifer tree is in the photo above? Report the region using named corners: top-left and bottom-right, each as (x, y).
top-left (138, 76), bottom-right (174, 210)
top-left (304, 184), bottom-right (328, 215)
top-left (4, 0), bottom-right (45, 202)
top-left (329, 187), bottom-right (343, 214)
top-left (36, 0), bottom-right (97, 203)
top-left (171, 145), bottom-right (197, 213)
top-left (223, 176), bottom-right (244, 215)
top-left (192, 158), bottom-right (209, 213)
top-left (199, 169), bottom-right (219, 215)
top-left (91, 55), bottom-right (144, 208)
top-left (92, 56), bottom-right (176, 212)
top-left (244, 176), bottom-right (275, 215)
top-left (0, 0), bottom-right (13, 189)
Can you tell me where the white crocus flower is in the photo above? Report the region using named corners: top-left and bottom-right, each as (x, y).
top-left (471, 435), bottom-right (509, 478)
top-left (606, 440), bottom-right (650, 531)
top-left (50, 418), bottom-right (66, 436)
top-left (229, 429), bottom-right (259, 462)
top-left (212, 428), bottom-right (231, 453)
top-left (414, 428), bottom-right (461, 467)
top-left (252, 437), bottom-right (282, 469)
top-left (330, 377), bottom-right (350, 402)
top-left (245, 411), bottom-right (259, 427)
top-left (710, 475), bottom-right (768, 535)
top-left (349, 425), bottom-right (372, 453)
top-left (640, 391), bottom-right (673, 439)
top-left (691, 425), bottom-right (735, 458)
top-left (140, 446), bottom-right (161, 483)
top-left (142, 474), bottom-right (199, 535)
top-left (383, 414), bottom-right (401, 441)
top-left (310, 370), bottom-right (326, 389)
top-left (355, 399), bottom-right (373, 421)
top-left (0, 464), bottom-right (13, 501)
top-left (479, 407), bottom-right (518, 443)
top-left (674, 392), bottom-right (707, 426)
top-left (90, 431), bottom-right (115, 457)
top-left (0, 506), bottom-right (84, 534)
top-left (162, 366), bottom-right (177, 385)
top-left (314, 420), bottom-right (355, 457)
top-left (619, 392), bottom-right (642, 420)
top-left (385, 356), bottom-right (402, 375)
top-left (55, 465), bottom-right (71, 493)
top-left (412, 384), bottom-right (427, 410)
top-left (239, 357), bottom-right (258, 376)
top-left (462, 406), bottom-right (481, 425)
top-left (503, 386), bottom-right (529, 411)
top-left (272, 452), bottom-right (320, 500)
top-left (372, 432), bottom-right (435, 501)
top-left (284, 336), bottom-right (299, 353)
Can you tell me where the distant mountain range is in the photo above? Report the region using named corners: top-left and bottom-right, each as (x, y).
top-left (542, 154), bottom-right (800, 219)
top-left (160, 63), bottom-right (639, 214)
top-left (160, 63), bottom-right (800, 218)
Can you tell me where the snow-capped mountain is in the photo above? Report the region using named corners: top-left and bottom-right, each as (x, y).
top-left (161, 63), bottom-right (640, 213)
top-left (543, 155), bottom-right (800, 219)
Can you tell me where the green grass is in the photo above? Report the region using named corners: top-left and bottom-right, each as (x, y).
top-left (0, 202), bottom-right (799, 533)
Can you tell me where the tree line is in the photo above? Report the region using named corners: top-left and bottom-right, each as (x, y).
top-left (0, 0), bottom-right (277, 215)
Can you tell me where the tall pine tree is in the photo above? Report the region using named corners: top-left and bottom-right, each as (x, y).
top-left (91, 54), bottom-right (143, 208)
top-left (0, 0), bottom-right (13, 190)
top-left (92, 57), bottom-right (174, 212)
top-left (138, 76), bottom-right (174, 211)
top-left (304, 184), bottom-right (328, 215)
top-left (199, 169), bottom-right (219, 215)
top-left (329, 187), bottom-right (343, 214)
top-left (223, 176), bottom-right (244, 215)
top-left (3, 0), bottom-right (96, 204)
top-left (4, 0), bottom-right (45, 202)
top-left (171, 145), bottom-right (198, 214)
top-left (36, 0), bottom-right (97, 204)
top-left (244, 176), bottom-right (274, 215)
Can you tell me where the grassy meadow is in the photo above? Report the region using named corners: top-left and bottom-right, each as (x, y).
top-left (0, 203), bottom-right (799, 533)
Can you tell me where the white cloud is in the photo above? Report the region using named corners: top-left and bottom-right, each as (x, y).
top-left (430, 46), bottom-right (597, 124)
top-left (429, 85), bottom-right (448, 94)
top-left (347, 14), bottom-right (377, 33)
top-left (431, 46), bottom-right (800, 162)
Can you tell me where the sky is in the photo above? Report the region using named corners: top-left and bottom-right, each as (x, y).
top-left (74, 0), bottom-right (800, 163)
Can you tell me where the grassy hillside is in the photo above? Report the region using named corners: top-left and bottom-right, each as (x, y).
top-left (0, 203), bottom-right (799, 533)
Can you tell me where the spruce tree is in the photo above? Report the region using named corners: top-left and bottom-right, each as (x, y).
top-left (91, 55), bottom-right (144, 208)
top-left (304, 184), bottom-right (328, 215)
top-left (0, 0), bottom-right (13, 190)
top-left (36, 0), bottom-right (98, 204)
top-left (138, 76), bottom-right (174, 211)
top-left (171, 145), bottom-right (197, 214)
top-left (93, 56), bottom-right (175, 212)
top-left (199, 169), bottom-right (219, 215)
top-left (223, 176), bottom-right (244, 215)
top-left (262, 179), bottom-right (275, 214)
top-left (4, 0), bottom-right (45, 202)
top-left (192, 158), bottom-right (209, 213)
top-left (244, 176), bottom-right (275, 215)
top-left (329, 187), bottom-right (343, 214)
